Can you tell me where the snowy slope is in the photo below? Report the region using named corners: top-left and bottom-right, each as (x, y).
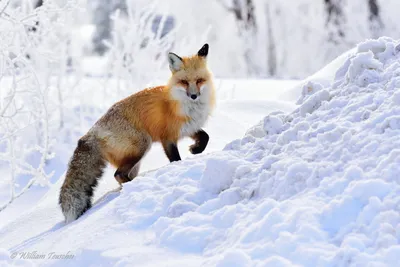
top-left (0, 77), bottom-right (298, 266)
top-left (3, 37), bottom-right (400, 267)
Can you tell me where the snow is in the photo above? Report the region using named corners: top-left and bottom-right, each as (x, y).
top-left (3, 37), bottom-right (400, 266)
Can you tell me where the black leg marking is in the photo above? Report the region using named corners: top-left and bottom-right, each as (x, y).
top-left (162, 141), bottom-right (181, 162)
top-left (114, 169), bottom-right (131, 184)
top-left (190, 129), bottom-right (209, 154)
top-left (114, 157), bottom-right (141, 184)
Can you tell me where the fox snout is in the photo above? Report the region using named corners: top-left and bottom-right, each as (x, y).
top-left (187, 84), bottom-right (200, 100)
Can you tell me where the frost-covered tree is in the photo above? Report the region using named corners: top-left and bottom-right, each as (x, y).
top-left (90, 0), bottom-right (115, 55)
top-left (264, 1), bottom-right (276, 76)
top-left (103, 1), bottom-right (178, 89)
top-left (0, 0), bottom-right (85, 211)
top-left (324, 0), bottom-right (345, 45)
top-left (367, 0), bottom-right (383, 38)
top-left (218, 0), bottom-right (261, 76)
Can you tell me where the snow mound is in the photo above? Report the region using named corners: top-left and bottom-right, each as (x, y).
top-left (124, 37), bottom-right (400, 266)
top-left (214, 37), bottom-right (400, 266)
top-left (5, 37), bottom-right (400, 266)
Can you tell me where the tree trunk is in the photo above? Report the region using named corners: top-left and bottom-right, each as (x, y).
top-left (233, 0), bottom-right (259, 76)
top-left (324, 0), bottom-right (345, 44)
top-left (218, 0), bottom-right (260, 76)
top-left (91, 0), bottom-right (127, 55)
top-left (265, 2), bottom-right (276, 76)
top-left (368, 0), bottom-right (384, 38)
top-left (91, 0), bottom-right (113, 55)
top-left (34, 0), bottom-right (43, 8)
top-left (231, 0), bottom-right (257, 32)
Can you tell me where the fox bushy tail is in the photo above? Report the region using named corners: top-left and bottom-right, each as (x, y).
top-left (59, 135), bottom-right (106, 223)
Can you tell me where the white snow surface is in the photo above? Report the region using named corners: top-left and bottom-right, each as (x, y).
top-left (3, 37), bottom-right (400, 266)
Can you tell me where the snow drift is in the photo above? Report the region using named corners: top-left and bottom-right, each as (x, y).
top-left (3, 37), bottom-right (400, 266)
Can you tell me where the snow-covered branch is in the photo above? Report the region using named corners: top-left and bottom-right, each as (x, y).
top-left (0, 0), bottom-right (79, 212)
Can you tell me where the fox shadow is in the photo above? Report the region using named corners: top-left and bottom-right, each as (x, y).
top-left (9, 186), bottom-right (121, 254)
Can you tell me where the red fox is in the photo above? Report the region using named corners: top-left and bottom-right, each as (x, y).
top-left (59, 44), bottom-right (215, 223)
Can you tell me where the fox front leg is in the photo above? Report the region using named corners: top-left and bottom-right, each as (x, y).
top-left (162, 141), bottom-right (182, 162)
top-left (189, 129), bottom-right (209, 154)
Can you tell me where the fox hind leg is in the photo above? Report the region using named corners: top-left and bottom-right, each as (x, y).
top-left (128, 161), bottom-right (141, 179)
top-left (114, 157), bottom-right (142, 184)
top-left (114, 137), bottom-right (150, 184)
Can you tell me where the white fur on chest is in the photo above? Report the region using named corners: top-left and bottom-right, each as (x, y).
top-left (179, 100), bottom-right (210, 137)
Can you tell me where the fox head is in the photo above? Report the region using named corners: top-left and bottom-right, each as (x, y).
top-left (167, 44), bottom-right (214, 103)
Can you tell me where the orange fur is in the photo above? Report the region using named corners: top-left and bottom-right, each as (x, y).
top-left (118, 86), bottom-right (189, 142)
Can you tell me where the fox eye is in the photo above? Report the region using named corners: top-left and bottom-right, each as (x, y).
top-left (196, 78), bottom-right (205, 84)
top-left (179, 80), bottom-right (189, 86)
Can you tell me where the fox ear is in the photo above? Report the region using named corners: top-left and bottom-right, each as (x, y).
top-left (168, 52), bottom-right (183, 72)
top-left (197, 43), bottom-right (209, 58)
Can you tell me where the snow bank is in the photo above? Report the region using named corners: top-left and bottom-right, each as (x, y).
top-left (278, 47), bottom-right (358, 102)
top-left (4, 37), bottom-right (400, 266)
top-left (115, 37), bottom-right (400, 266)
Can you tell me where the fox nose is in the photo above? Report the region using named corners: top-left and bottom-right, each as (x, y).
top-left (190, 94), bottom-right (197, 100)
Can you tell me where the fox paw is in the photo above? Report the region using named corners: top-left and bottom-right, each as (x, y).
top-left (189, 144), bottom-right (204, 154)
top-left (114, 171), bottom-right (131, 184)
